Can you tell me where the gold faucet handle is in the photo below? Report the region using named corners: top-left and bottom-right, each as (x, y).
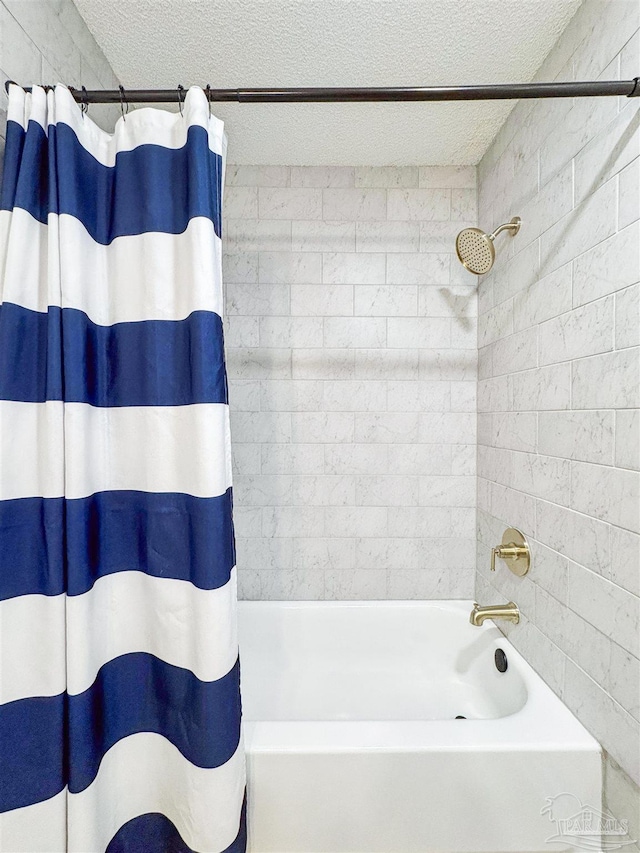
top-left (490, 528), bottom-right (531, 576)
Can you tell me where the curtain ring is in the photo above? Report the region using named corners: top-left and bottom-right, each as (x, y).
top-left (81, 85), bottom-right (89, 117)
top-left (119, 85), bottom-right (128, 121)
top-left (177, 84), bottom-right (185, 117)
top-left (205, 84), bottom-right (212, 116)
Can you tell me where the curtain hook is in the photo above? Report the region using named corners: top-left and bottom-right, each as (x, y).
top-left (205, 84), bottom-right (212, 116)
top-left (81, 85), bottom-right (89, 117)
top-left (119, 85), bottom-right (128, 121)
top-left (177, 84), bottom-right (185, 117)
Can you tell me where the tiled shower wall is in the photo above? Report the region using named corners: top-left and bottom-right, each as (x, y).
top-left (475, 0), bottom-right (639, 842)
top-left (223, 166), bottom-right (478, 601)
top-left (0, 0), bottom-right (121, 165)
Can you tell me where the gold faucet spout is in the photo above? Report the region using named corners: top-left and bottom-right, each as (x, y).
top-left (469, 601), bottom-right (520, 627)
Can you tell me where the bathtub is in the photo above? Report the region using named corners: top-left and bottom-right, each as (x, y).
top-left (239, 600), bottom-right (601, 853)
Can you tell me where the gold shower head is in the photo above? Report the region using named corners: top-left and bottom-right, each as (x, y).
top-left (455, 216), bottom-right (521, 275)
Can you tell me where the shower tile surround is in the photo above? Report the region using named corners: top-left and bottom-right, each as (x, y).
top-left (474, 0), bottom-right (640, 843)
top-left (223, 166), bottom-right (479, 603)
top-left (0, 0), bottom-right (121, 160)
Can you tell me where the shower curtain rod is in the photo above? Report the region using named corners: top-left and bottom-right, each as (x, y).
top-left (6, 78), bottom-right (640, 103)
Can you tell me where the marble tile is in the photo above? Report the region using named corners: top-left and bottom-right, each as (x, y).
top-left (610, 527), bottom-right (640, 596)
top-left (291, 221), bottom-right (355, 253)
top-left (388, 444), bottom-right (453, 476)
top-left (571, 461), bottom-right (640, 532)
top-left (387, 380), bottom-right (450, 413)
top-left (492, 328), bottom-right (538, 376)
top-left (568, 562), bottom-right (640, 658)
top-left (387, 318), bottom-right (450, 349)
top-left (355, 166), bottom-right (418, 188)
top-left (450, 189), bottom-right (478, 221)
top-left (258, 187), bottom-right (322, 219)
top-left (261, 443), bottom-right (325, 475)
top-left (262, 506), bottom-right (324, 538)
top-left (322, 189), bottom-right (387, 221)
top-left (236, 536), bottom-right (293, 571)
top-left (291, 412), bottom-right (354, 444)
top-left (616, 409), bottom-right (640, 470)
top-left (603, 756), bottom-right (640, 853)
top-left (540, 178), bottom-right (617, 276)
top-left (324, 317), bottom-right (387, 348)
top-left (323, 443), bottom-right (388, 475)
top-left (290, 166), bottom-right (354, 188)
top-left (539, 410), bottom-right (615, 464)
top-left (322, 252), bottom-right (385, 284)
top-left (510, 362), bottom-right (575, 411)
top-left (418, 476), bottom-right (475, 507)
top-left (420, 221), bottom-right (473, 253)
top-left (513, 264), bottom-right (573, 332)
top-left (223, 186), bottom-right (259, 219)
top-left (616, 284), bottom-right (640, 350)
top-left (355, 475), bottom-right (419, 507)
top-left (323, 381), bottom-right (387, 412)
top-left (230, 411), bottom-right (292, 444)
top-left (387, 188), bottom-right (451, 221)
top-left (324, 506), bottom-right (389, 538)
top-left (418, 285), bottom-right (477, 320)
top-left (419, 413), bottom-right (476, 445)
top-left (491, 412), bottom-right (537, 453)
top-left (574, 100), bottom-right (640, 204)
top-left (512, 451), bottom-right (571, 505)
top-left (386, 569), bottom-right (453, 599)
top-left (572, 348), bottom-right (640, 409)
top-left (324, 569), bottom-right (387, 599)
top-left (355, 412), bottom-right (419, 444)
top-left (536, 500), bottom-right (610, 577)
top-left (290, 284), bottom-right (354, 316)
top-left (229, 379), bottom-right (261, 412)
top-left (535, 586), bottom-right (612, 687)
top-left (291, 475), bottom-right (355, 507)
top-left (609, 643), bottom-right (640, 722)
top-left (355, 221), bottom-right (420, 253)
top-left (386, 253), bottom-right (450, 285)
top-left (354, 285), bottom-right (418, 317)
top-left (259, 251), bottom-right (322, 284)
top-left (539, 296), bottom-right (614, 365)
top-left (619, 157), bottom-right (640, 229)
top-left (573, 222), bottom-right (640, 306)
top-left (564, 660), bottom-right (640, 786)
top-left (225, 282), bottom-right (289, 315)
top-left (227, 349), bottom-right (291, 381)
top-left (259, 378), bottom-right (323, 411)
top-left (292, 348), bottom-right (355, 380)
top-left (226, 219), bottom-right (292, 253)
top-left (259, 317), bottom-right (323, 348)
top-left (226, 165), bottom-right (289, 187)
top-left (419, 166), bottom-right (476, 188)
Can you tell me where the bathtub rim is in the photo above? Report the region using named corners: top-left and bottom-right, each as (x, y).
top-left (239, 599), bottom-right (601, 757)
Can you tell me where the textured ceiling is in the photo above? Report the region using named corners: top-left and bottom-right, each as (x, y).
top-left (73, 0), bottom-right (582, 165)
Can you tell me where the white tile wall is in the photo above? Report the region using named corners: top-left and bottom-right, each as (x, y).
top-left (224, 164), bottom-right (478, 602)
top-left (476, 0), bottom-right (640, 840)
top-left (0, 0), bottom-right (121, 157)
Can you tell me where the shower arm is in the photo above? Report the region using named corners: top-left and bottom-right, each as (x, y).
top-left (5, 78), bottom-right (640, 104)
top-left (489, 218), bottom-right (522, 241)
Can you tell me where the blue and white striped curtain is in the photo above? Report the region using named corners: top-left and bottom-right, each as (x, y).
top-left (0, 84), bottom-right (245, 853)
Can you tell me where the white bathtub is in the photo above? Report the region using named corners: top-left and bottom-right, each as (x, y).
top-left (239, 600), bottom-right (601, 853)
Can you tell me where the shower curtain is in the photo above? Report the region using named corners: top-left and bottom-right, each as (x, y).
top-left (0, 84), bottom-right (245, 853)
